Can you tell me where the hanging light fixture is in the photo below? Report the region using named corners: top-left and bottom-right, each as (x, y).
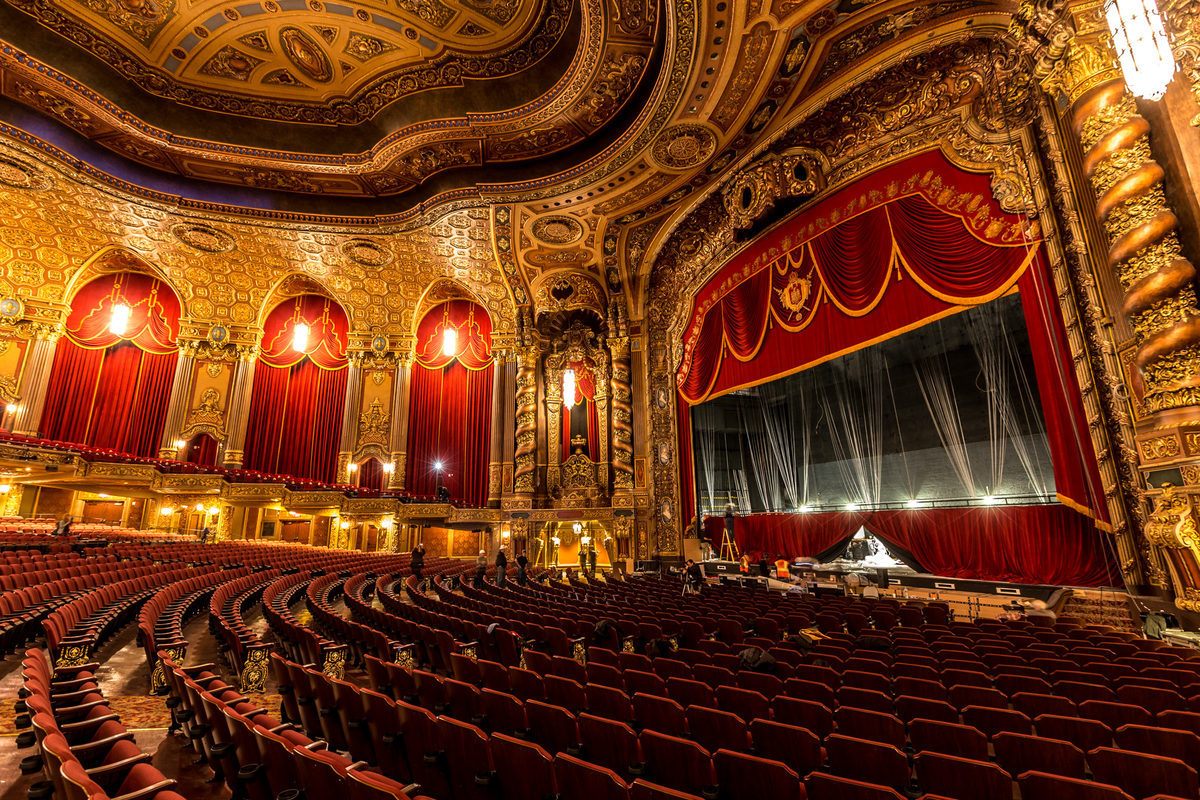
top-left (108, 302), bottom-right (131, 336)
top-left (563, 368), bottom-right (577, 410)
top-left (442, 326), bottom-right (458, 358)
top-left (1105, 0), bottom-right (1177, 100)
top-left (292, 321), bottom-right (310, 353)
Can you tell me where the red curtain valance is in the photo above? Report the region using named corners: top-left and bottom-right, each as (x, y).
top-left (66, 273), bottom-right (180, 355)
top-left (260, 295), bottom-right (348, 370)
top-left (415, 300), bottom-right (492, 370)
top-left (706, 505), bottom-right (1120, 587)
top-left (678, 149), bottom-right (1039, 404)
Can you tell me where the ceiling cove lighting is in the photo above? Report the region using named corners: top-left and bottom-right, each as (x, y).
top-left (1105, 0), bottom-right (1177, 100)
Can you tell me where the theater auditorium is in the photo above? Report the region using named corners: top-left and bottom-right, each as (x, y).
top-left (2, 0), bottom-right (1200, 797)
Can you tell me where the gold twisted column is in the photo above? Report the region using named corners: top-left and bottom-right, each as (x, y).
top-left (1075, 84), bottom-right (1200, 411)
top-left (609, 335), bottom-right (634, 490)
top-left (513, 344), bottom-right (538, 494)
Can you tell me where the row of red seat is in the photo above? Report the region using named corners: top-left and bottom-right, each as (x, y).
top-left (209, 569), bottom-right (280, 685)
top-left (42, 565), bottom-right (207, 665)
top-left (19, 648), bottom-right (186, 800)
top-left (0, 558), bottom-right (159, 654)
top-left (163, 653), bottom-right (423, 800)
top-left (138, 566), bottom-right (255, 689)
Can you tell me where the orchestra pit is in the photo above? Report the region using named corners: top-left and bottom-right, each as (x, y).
top-left (3, 0), bottom-right (1200, 797)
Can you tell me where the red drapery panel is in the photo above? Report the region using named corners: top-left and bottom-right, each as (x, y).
top-left (406, 300), bottom-right (493, 507)
top-left (678, 391), bottom-right (696, 531)
top-left (65, 273), bottom-right (180, 354)
top-left (677, 148), bottom-right (1105, 524)
top-left (244, 359), bottom-right (347, 482)
top-left (244, 295), bottom-right (348, 482)
top-left (357, 458), bottom-right (385, 491)
top-left (41, 273), bottom-right (180, 456)
top-left (708, 505), bottom-right (1120, 587)
top-left (414, 299), bottom-right (492, 370)
top-left (260, 295), bottom-right (348, 369)
top-left (186, 434), bottom-right (219, 467)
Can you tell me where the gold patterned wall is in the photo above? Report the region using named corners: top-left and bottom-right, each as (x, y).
top-left (0, 138), bottom-right (517, 341)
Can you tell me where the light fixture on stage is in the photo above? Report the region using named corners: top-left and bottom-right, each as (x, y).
top-left (1105, 0), bottom-right (1176, 100)
top-left (905, 499), bottom-right (923, 509)
top-left (798, 505), bottom-right (812, 514)
top-left (845, 502), bottom-right (859, 512)
top-left (563, 368), bottom-right (577, 410)
top-left (108, 303), bottom-right (131, 336)
top-left (291, 322), bottom-right (310, 353)
top-left (442, 326), bottom-right (458, 357)
top-left (981, 495), bottom-right (998, 505)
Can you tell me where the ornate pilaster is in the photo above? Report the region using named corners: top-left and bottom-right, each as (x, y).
top-left (488, 351), bottom-right (506, 505)
top-left (338, 354), bottom-right (365, 481)
top-left (514, 344), bottom-right (539, 494)
top-left (221, 347), bottom-right (258, 469)
top-left (12, 328), bottom-right (60, 436)
top-left (609, 334), bottom-right (634, 491)
top-left (389, 353), bottom-right (411, 490)
top-left (157, 341), bottom-right (198, 458)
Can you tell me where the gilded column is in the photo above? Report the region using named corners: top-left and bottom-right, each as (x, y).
top-left (157, 341), bottom-right (198, 458)
top-left (222, 348), bottom-right (257, 469)
top-left (389, 353), bottom-right (411, 490)
top-left (513, 344), bottom-right (539, 494)
top-left (337, 354), bottom-right (365, 482)
top-left (488, 351), bottom-right (506, 505)
top-left (1023, 0), bottom-right (1200, 604)
top-left (609, 334), bottom-right (634, 492)
top-left (12, 329), bottom-right (59, 436)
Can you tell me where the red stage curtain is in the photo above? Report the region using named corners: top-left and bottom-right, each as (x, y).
top-left (710, 505), bottom-right (1120, 587)
top-left (406, 300), bottom-right (493, 507)
top-left (40, 273), bottom-right (180, 456)
top-left (677, 148), bottom-right (1104, 523)
top-left (679, 392), bottom-right (696, 531)
top-left (243, 295), bottom-right (349, 482)
top-left (186, 434), bottom-right (219, 466)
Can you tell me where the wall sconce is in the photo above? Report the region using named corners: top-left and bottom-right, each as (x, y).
top-left (108, 303), bottom-right (131, 336)
top-left (5, 403), bottom-right (17, 415)
top-left (292, 321), bottom-right (310, 353)
top-left (380, 517), bottom-right (394, 530)
top-left (563, 368), bottom-right (577, 410)
top-left (173, 439), bottom-right (187, 451)
top-left (347, 463), bottom-right (358, 472)
top-left (0, 484), bottom-right (11, 494)
top-left (339, 520), bottom-right (351, 530)
top-left (382, 461), bottom-right (395, 475)
top-left (160, 507), bottom-right (174, 516)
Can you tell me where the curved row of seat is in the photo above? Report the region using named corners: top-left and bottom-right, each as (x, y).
top-left (162, 653), bottom-right (424, 800)
top-left (139, 566), bottom-right (255, 692)
top-left (20, 648), bottom-right (186, 800)
top-left (43, 565), bottom-right (208, 668)
top-left (209, 569), bottom-right (280, 688)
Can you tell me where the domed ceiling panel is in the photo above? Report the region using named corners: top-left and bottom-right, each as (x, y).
top-left (3, 0), bottom-right (558, 119)
top-left (0, 0), bottom-right (658, 199)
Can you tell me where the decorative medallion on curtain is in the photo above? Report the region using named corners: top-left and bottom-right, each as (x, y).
top-left (406, 300), bottom-right (494, 507)
top-left (678, 149), bottom-right (1107, 527)
top-left (244, 295), bottom-right (348, 482)
top-left (562, 358), bottom-right (599, 460)
top-left (41, 272), bottom-right (180, 456)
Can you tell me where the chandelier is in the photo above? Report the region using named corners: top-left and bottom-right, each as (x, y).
top-left (1105, 0), bottom-right (1177, 100)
